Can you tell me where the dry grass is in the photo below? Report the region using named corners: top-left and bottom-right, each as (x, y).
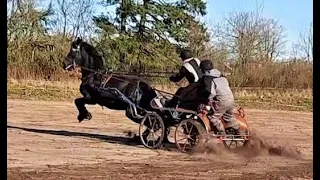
top-left (7, 78), bottom-right (312, 112)
top-left (8, 60), bottom-right (313, 89)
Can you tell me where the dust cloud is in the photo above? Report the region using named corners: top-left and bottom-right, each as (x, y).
top-left (190, 130), bottom-right (302, 160)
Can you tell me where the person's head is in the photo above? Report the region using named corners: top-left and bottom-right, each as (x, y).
top-left (200, 60), bottom-right (214, 73)
top-left (179, 49), bottom-right (193, 61)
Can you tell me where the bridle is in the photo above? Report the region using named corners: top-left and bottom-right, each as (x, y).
top-left (64, 44), bottom-right (81, 71)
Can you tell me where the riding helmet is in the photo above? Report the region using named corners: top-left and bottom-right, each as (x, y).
top-left (200, 60), bottom-right (214, 71)
top-left (179, 49), bottom-right (193, 60)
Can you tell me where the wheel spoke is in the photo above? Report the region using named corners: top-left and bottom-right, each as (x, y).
top-left (176, 128), bottom-right (185, 135)
top-left (187, 136), bottom-right (195, 142)
top-left (153, 130), bottom-right (159, 137)
top-left (184, 122), bottom-right (189, 134)
top-left (188, 124), bottom-right (194, 136)
top-left (152, 133), bottom-right (155, 146)
top-left (182, 141), bottom-right (188, 151)
top-left (148, 116), bottom-right (152, 128)
top-left (151, 119), bottom-right (156, 130)
top-left (182, 141), bottom-right (190, 151)
top-left (142, 129), bottom-right (150, 136)
top-left (176, 137), bottom-right (188, 142)
top-left (228, 140), bottom-right (235, 148)
top-left (142, 126), bottom-right (152, 132)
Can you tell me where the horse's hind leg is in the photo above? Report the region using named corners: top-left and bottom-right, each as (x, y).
top-left (75, 97), bottom-right (95, 122)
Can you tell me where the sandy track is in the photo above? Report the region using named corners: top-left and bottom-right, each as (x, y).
top-left (7, 99), bottom-right (313, 179)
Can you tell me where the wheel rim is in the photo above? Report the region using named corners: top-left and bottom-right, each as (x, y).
top-left (175, 120), bottom-right (201, 152)
top-left (139, 113), bottom-right (164, 148)
top-left (222, 128), bottom-right (249, 149)
top-left (223, 139), bottom-right (248, 149)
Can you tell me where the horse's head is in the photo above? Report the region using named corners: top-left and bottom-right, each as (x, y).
top-left (63, 37), bottom-right (83, 71)
top-left (63, 37), bottom-right (105, 73)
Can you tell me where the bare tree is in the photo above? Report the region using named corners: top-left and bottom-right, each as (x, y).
top-left (69, 0), bottom-right (95, 39)
top-left (215, 8), bottom-right (286, 66)
top-left (56, 0), bottom-right (72, 37)
top-left (257, 18), bottom-right (286, 61)
top-left (215, 11), bottom-right (260, 66)
top-left (51, 0), bottom-right (95, 39)
top-left (297, 22), bottom-right (313, 61)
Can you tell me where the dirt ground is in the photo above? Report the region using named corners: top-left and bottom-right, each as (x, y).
top-left (7, 99), bottom-right (313, 180)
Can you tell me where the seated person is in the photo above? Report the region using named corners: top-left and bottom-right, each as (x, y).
top-left (198, 60), bottom-right (240, 135)
top-left (166, 49), bottom-right (203, 107)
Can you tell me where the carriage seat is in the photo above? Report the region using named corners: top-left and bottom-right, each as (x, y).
top-left (150, 97), bottom-right (166, 109)
top-left (150, 97), bottom-right (197, 114)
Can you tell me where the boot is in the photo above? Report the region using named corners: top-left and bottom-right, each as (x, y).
top-left (232, 122), bottom-right (241, 136)
top-left (233, 127), bottom-right (241, 137)
top-left (214, 121), bottom-right (226, 138)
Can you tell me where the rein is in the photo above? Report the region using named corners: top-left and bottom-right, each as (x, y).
top-left (75, 65), bottom-right (177, 99)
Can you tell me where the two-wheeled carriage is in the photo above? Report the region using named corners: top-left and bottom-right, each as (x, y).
top-left (97, 81), bottom-right (249, 153)
top-left (138, 95), bottom-right (250, 153)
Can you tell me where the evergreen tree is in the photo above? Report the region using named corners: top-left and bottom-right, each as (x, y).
top-left (94, 0), bottom-right (207, 71)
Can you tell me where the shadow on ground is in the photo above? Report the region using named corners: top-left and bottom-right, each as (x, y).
top-left (7, 125), bottom-right (177, 151)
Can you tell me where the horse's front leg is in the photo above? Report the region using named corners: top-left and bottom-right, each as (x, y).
top-left (74, 97), bottom-right (96, 122)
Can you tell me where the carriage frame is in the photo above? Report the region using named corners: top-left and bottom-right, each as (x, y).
top-left (99, 85), bottom-right (250, 153)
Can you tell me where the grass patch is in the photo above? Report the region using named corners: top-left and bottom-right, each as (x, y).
top-left (7, 79), bottom-right (312, 112)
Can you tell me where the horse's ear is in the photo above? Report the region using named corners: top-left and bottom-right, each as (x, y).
top-left (76, 37), bottom-right (82, 43)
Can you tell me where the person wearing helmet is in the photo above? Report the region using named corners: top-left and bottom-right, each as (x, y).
top-left (165, 49), bottom-right (203, 107)
top-left (198, 60), bottom-right (240, 135)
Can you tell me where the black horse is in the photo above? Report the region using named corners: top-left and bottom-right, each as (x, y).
top-left (62, 37), bottom-right (159, 125)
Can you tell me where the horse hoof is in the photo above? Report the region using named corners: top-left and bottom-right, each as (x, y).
top-left (78, 115), bottom-right (85, 122)
top-left (77, 112), bottom-right (92, 123)
top-left (86, 112), bottom-right (92, 120)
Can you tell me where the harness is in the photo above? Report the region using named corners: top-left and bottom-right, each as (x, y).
top-left (129, 80), bottom-right (142, 105)
top-left (94, 73), bottom-right (143, 106)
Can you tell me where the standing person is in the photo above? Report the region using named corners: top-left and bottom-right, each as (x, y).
top-left (198, 60), bottom-right (240, 135)
top-left (165, 49), bottom-right (203, 107)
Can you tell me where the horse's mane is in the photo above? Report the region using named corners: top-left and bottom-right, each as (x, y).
top-left (81, 41), bottom-right (105, 71)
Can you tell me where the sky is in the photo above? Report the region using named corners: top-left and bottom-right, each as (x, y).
top-left (93, 0), bottom-right (313, 53)
top-left (203, 0), bottom-right (313, 52)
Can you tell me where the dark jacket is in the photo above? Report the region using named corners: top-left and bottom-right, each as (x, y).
top-left (170, 58), bottom-right (203, 83)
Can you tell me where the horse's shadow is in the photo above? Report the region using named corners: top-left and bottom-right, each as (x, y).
top-left (7, 125), bottom-right (176, 151)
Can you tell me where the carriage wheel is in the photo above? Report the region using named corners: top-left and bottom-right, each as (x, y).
top-left (222, 129), bottom-right (249, 150)
top-left (175, 119), bottom-right (206, 153)
top-left (139, 112), bottom-right (165, 149)
top-left (223, 139), bottom-right (248, 149)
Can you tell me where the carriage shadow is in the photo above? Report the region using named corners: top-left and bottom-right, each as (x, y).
top-left (7, 125), bottom-right (177, 151)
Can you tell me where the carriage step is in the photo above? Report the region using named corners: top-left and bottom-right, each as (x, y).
top-left (210, 134), bottom-right (249, 141)
top-left (220, 138), bottom-right (246, 141)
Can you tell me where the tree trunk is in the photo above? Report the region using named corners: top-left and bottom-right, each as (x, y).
top-left (120, 0), bottom-right (126, 34)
